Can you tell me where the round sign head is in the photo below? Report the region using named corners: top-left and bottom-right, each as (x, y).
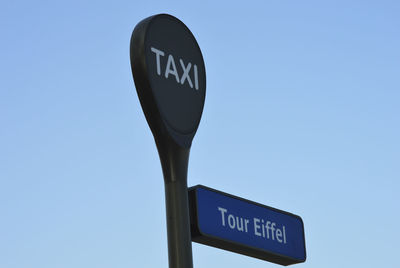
top-left (130, 14), bottom-right (206, 148)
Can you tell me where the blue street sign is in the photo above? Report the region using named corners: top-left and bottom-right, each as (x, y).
top-left (189, 185), bottom-right (306, 266)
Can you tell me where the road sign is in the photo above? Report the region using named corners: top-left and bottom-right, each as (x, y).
top-left (189, 185), bottom-right (306, 266)
top-left (130, 13), bottom-right (307, 268)
top-left (130, 14), bottom-right (206, 268)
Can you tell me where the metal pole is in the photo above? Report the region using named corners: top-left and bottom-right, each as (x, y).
top-left (157, 136), bottom-right (193, 268)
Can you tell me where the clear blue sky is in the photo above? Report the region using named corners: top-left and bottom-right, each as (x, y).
top-left (1, 1), bottom-right (399, 268)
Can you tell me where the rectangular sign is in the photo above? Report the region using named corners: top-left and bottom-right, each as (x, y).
top-left (189, 185), bottom-right (306, 266)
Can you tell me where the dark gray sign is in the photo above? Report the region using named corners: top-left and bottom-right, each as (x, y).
top-left (130, 14), bottom-right (206, 148)
top-left (130, 14), bottom-right (206, 268)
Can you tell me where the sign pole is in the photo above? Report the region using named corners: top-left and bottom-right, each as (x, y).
top-left (158, 137), bottom-right (193, 268)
